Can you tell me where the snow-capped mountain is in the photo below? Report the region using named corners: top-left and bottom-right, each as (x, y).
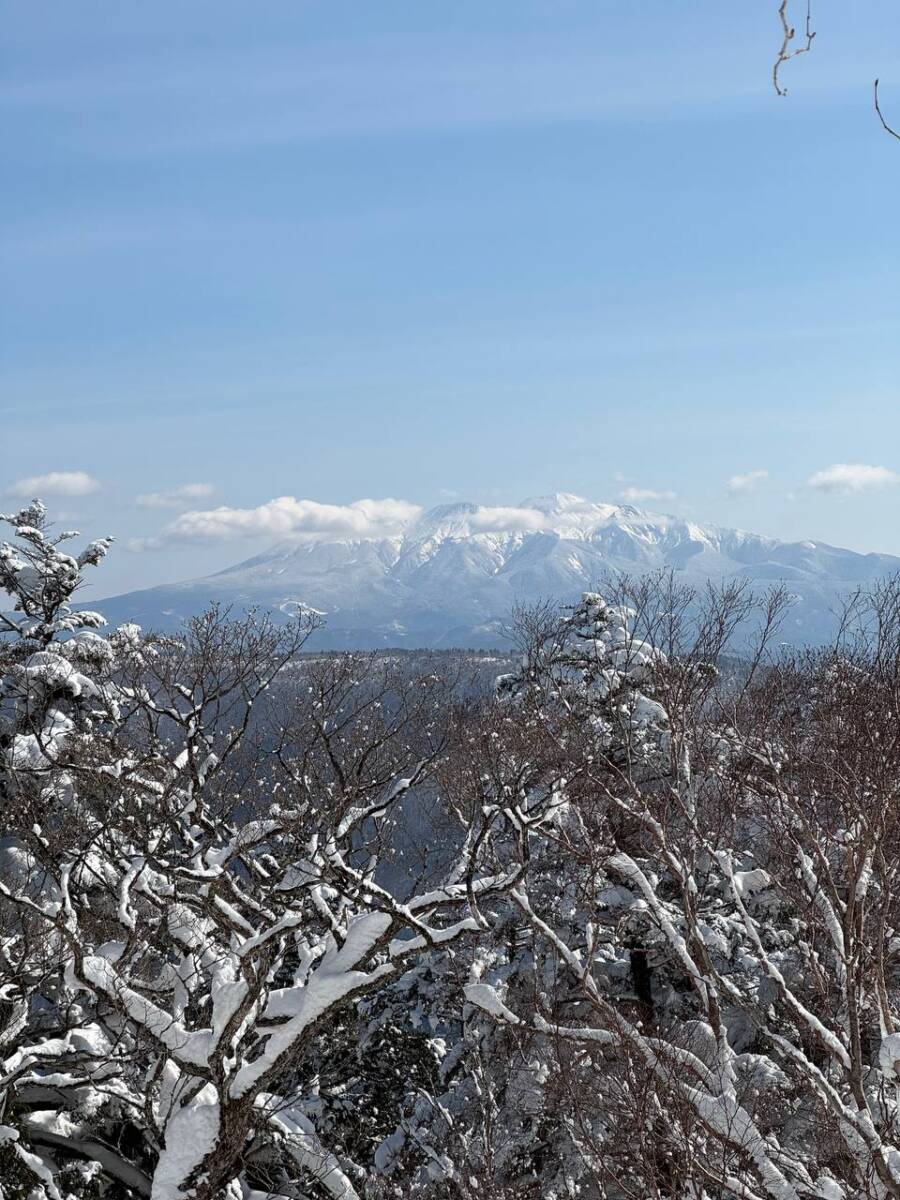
top-left (95, 494), bottom-right (900, 647)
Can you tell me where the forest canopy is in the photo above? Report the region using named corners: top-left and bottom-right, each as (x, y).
top-left (3, 503), bottom-right (900, 1200)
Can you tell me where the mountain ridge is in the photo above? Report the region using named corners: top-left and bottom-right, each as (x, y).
top-left (92, 495), bottom-right (900, 648)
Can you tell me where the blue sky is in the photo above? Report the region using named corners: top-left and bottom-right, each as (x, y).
top-left (3, 0), bottom-right (900, 597)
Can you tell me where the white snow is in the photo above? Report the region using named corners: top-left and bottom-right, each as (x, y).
top-left (151, 1083), bottom-right (220, 1200)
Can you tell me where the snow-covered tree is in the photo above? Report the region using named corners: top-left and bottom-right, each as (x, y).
top-left (0, 504), bottom-right (543, 1200)
top-left (465, 578), bottom-right (900, 1199)
top-left (7, 507), bottom-right (900, 1200)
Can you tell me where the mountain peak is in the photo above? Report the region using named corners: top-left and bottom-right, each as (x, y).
top-left (409, 502), bottom-right (480, 542)
top-left (519, 492), bottom-right (593, 514)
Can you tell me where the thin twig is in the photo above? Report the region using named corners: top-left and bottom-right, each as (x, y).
top-left (874, 79), bottom-right (900, 141)
top-left (773, 0), bottom-right (816, 97)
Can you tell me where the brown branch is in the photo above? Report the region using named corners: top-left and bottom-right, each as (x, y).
top-left (774, 0), bottom-right (816, 97)
top-left (875, 78), bottom-right (900, 141)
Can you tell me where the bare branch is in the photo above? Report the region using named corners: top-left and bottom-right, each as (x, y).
top-left (773, 0), bottom-right (815, 97)
top-left (875, 78), bottom-right (900, 140)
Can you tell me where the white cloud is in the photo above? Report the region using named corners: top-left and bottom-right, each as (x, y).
top-left (136, 482), bottom-right (215, 509)
top-left (727, 469), bottom-right (769, 494)
top-left (806, 463), bottom-right (900, 494)
top-left (6, 470), bottom-right (100, 498)
top-left (468, 505), bottom-right (553, 533)
top-left (129, 496), bottom-right (423, 551)
top-left (619, 486), bottom-right (676, 504)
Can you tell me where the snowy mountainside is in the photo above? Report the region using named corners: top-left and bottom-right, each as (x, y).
top-left (95, 493), bottom-right (900, 647)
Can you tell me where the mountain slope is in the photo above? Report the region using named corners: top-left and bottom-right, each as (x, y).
top-left (94, 494), bottom-right (900, 647)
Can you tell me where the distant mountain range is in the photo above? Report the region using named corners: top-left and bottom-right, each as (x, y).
top-left (93, 494), bottom-right (900, 648)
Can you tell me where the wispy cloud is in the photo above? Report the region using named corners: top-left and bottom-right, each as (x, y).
top-left (129, 496), bottom-right (422, 551)
top-left (2, 29), bottom-right (781, 163)
top-left (727, 469), bottom-right (769, 494)
top-left (136, 482), bottom-right (214, 509)
top-left (619, 486), bottom-right (676, 504)
top-left (6, 470), bottom-right (100, 498)
top-left (806, 464), bottom-right (900, 494)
